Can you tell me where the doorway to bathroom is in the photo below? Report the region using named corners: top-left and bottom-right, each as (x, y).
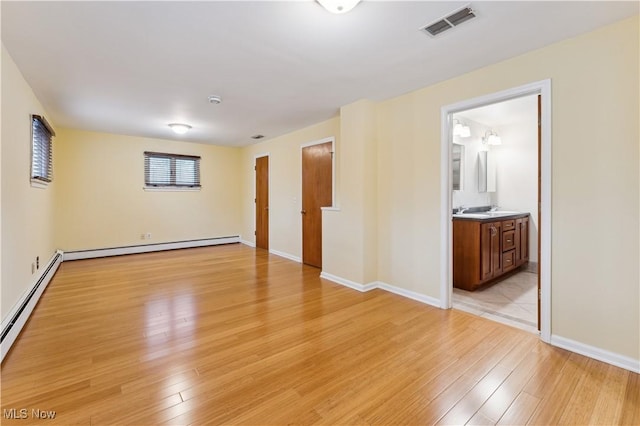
top-left (440, 80), bottom-right (551, 341)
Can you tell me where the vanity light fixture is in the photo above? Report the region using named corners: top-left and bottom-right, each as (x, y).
top-left (483, 130), bottom-right (502, 145)
top-left (453, 119), bottom-right (471, 138)
top-left (168, 123), bottom-right (192, 135)
top-left (317, 0), bottom-right (361, 14)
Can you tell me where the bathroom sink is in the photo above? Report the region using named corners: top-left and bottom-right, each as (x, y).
top-left (453, 210), bottom-right (524, 219)
top-left (453, 213), bottom-right (491, 219)
top-left (487, 210), bottom-right (521, 215)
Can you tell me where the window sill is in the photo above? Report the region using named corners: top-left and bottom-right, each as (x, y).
top-left (30, 180), bottom-right (49, 189)
top-left (143, 186), bottom-right (201, 192)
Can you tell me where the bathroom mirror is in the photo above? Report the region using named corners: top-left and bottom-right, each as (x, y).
top-left (478, 151), bottom-right (496, 192)
top-left (452, 143), bottom-right (464, 190)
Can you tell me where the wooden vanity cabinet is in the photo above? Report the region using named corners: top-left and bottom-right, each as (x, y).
top-left (480, 221), bottom-right (502, 281)
top-left (453, 214), bottom-right (529, 291)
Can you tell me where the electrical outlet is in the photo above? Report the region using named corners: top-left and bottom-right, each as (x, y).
top-left (36, 256), bottom-right (39, 269)
top-left (145, 233), bottom-right (151, 240)
top-left (141, 233), bottom-right (146, 240)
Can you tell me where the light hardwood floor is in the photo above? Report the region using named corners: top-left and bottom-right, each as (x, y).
top-left (1, 244), bottom-right (638, 425)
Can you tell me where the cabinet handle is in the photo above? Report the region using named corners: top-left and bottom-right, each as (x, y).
top-left (507, 239), bottom-right (512, 243)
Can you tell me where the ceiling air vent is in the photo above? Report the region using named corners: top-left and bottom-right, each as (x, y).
top-left (251, 134), bottom-right (265, 140)
top-left (421, 6), bottom-right (476, 37)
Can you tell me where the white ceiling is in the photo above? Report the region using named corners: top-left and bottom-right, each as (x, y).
top-left (2, 1), bottom-right (637, 147)
top-left (457, 95), bottom-right (538, 129)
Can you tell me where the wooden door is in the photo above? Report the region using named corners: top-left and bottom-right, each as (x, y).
top-left (255, 156), bottom-right (269, 250)
top-left (302, 142), bottom-right (333, 268)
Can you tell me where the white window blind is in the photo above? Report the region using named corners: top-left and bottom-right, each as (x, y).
top-left (144, 151), bottom-right (201, 188)
top-left (31, 115), bottom-right (55, 183)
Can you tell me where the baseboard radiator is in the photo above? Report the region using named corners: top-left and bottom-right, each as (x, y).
top-left (1, 251), bottom-right (63, 363)
top-left (62, 236), bottom-right (240, 261)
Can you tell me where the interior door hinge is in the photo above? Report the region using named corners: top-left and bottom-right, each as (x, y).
top-left (254, 230), bottom-right (256, 235)
top-left (254, 198), bottom-right (256, 203)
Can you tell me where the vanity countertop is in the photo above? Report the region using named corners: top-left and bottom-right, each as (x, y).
top-left (452, 211), bottom-right (529, 221)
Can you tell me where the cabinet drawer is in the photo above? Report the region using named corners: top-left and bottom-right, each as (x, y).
top-left (502, 230), bottom-right (516, 251)
top-left (502, 250), bottom-right (516, 271)
top-left (502, 219), bottom-right (516, 231)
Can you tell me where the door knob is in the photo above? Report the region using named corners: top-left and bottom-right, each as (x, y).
top-left (301, 210), bottom-right (306, 214)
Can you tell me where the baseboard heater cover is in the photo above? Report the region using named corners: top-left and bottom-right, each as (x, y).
top-left (62, 236), bottom-right (240, 261)
top-left (1, 251), bottom-right (62, 363)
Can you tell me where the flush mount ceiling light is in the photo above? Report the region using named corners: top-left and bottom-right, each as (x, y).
top-left (168, 123), bottom-right (192, 135)
top-left (317, 0), bottom-right (361, 14)
top-left (483, 130), bottom-right (502, 145)
top-left (453, 119), bottom-right (471, 138)
top-left (208, 95), bottom-right (222, 104)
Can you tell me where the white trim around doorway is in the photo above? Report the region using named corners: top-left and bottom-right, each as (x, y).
top-left (440, 79), bottom-right (552, 343)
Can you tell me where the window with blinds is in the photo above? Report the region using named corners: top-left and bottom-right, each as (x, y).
top-left (31, 115), bottom-right (55, 183)
top-left (144, 151), bottom-right (201, 188)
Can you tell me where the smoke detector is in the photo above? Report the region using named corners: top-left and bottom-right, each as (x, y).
top-left (421, 5), bottom-right (476, 37)
top-left (208, 95), bottom-right (222, 104)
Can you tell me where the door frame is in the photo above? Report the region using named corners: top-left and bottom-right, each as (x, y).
top-left (300, 137), bottom-right (336, 262)
top-left (439, 79), bottom-right (552, 343)
top-left (254, 152), bottom-right (270, 247)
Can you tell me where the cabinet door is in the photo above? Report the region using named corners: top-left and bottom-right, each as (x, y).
top-left (480, 221), bottom-right (501, 281)
top-left (519, 216), bottom-right (529, 263)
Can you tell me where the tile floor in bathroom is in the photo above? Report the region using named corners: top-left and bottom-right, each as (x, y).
top-left (452, 270), bottom-right (538, 333)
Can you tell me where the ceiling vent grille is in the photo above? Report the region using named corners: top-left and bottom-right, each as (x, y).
top-left (421, 6), bottom-right (476, 37)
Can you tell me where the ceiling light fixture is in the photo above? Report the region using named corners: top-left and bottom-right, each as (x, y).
top-left (317, 0), bottom-right (361, 14)
top-left (208, 95), bottom-right (222, 104)
top-left (483, 130), bottom-right (502, 145)
top-left (453, 119), bottom-right (471, 138)
top-left (168, 123), bottom-right (192, 135)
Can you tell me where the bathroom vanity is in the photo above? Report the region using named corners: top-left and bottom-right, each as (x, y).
top-left (453, 212), bottom-right (529, 291)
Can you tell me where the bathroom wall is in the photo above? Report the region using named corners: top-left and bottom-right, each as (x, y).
top-left (451, 116), bottom-right (493, 209)
top-left (493, 115), bottom-right (539, 262)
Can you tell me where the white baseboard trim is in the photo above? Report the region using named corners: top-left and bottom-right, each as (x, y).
top-left (320, 272), bottom-right (377, 292)
top-left (62, 236), bottom-right (240, 261)
top-left (269, 249), bottom-right (301, 263)
top-left (550, 334), bottom-right (640, 374)
top-left (1, 251), bottom-right (63, 363)
top-left (376, 281), bottom-right (441, 308)
top-left (240, 239), bottom-right (256, 248)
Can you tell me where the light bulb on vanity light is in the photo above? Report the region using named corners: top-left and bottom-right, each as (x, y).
top-left (453, 119), bottom-right (471, 138)
top-left (483, 130), bottom-right (502, 145)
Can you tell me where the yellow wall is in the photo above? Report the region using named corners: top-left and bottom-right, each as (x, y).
top-left (239, 118), bottom-right (339, 258)
top-left (323, 100), bottom-right (378, 284)
top-left (54, 129), bottom-right (241, 251)
top-left (1, 45), bottom-right (58, 319)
